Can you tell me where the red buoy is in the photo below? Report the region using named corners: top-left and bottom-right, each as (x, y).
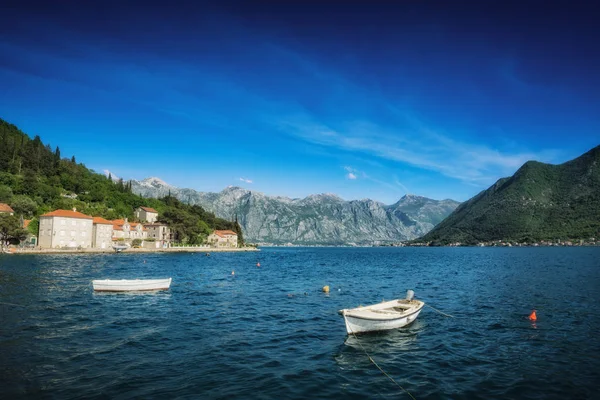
top-left (257, 262), bottom-right (261, 267)
top-left (528, 310), bottom-right (537, 321)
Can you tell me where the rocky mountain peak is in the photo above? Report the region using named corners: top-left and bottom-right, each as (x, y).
top-left (140, 177), bottom-right (172, 188)
top-left (130, 177), bottom-right (460, 245)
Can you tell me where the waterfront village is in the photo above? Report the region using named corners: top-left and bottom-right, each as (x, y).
top-left (0, 202), bottom-right (250, 253)
top-left (398, 238), bottom-right (600, 247)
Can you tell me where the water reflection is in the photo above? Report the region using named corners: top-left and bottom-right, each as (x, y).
top-left (335, 321), bottom-right (425, 370)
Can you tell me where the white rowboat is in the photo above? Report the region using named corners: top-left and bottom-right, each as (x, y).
top-left (339, 291), bottom-right (424, 334)
top-left (92, 278), bottom-right (172, 292)
top-left (112, 244), bottom-right (130, 253)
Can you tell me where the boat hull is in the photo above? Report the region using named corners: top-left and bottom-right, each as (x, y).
top-left (92, 278), bottom-right (172, 292)
top-left (340, 299), bottom-right (424, 334)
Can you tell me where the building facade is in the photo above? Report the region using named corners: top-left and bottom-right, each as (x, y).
top-left (92, 217), bottom-right (113, 249)
top-left (111, 218), bottom-right (147, 240)
top-left (145, 223), bottom-right (171, 247)
top-left (135, 207), bottom-right (158, 223)
top-left (38, 209), bottom-right (94, 249)
top-left (207, 230), bottom-right (238, 248)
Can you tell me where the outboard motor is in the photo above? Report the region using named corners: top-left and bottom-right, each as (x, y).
top-left (406, 289), bottom-right (415, 301)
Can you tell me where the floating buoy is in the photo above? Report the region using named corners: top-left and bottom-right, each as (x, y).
top-left (257, 262), bottom-right (261, 267)
top-left (322, 285), bottom-right (330, 293)
top-left (528, 309), bottom-right (537, 321)
top-left (231, 271), bottom-right (235, 276)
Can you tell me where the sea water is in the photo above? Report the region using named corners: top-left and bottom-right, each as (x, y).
top-left (1, 247), bottom-right (599, 399)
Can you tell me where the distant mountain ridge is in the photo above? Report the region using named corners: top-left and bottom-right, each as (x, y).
top-left (130, 179), bottom-right (460, 245)
top-left (419, 145), bottom-right (600, 244)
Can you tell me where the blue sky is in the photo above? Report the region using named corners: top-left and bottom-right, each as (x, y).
top-left (1, 1), bottom-right (599, 203)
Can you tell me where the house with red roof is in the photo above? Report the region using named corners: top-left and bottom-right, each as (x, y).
top-left (145, 223), bottom-right (172, 247)
top-left (92, 217), bottom-right (113, 249)
top-left (38, 209), bottom-right (94, 249)
top-left (0, 203), bottom-right (14, 215)
top-left (207, 230), bottom-right (238, 248)
top-left (111, 218), bottom-right (147, 240)
top-left (135, 206), bottom-right (158, 223)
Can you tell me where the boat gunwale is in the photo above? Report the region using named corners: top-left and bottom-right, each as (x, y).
top-left (93, 278), bottom-right (171, 286)
top-left (341, 300), bottom-right (425, 321)
top-left (93, 288), bottom-right (169, 292)
top-left (343, 307), bottom-right (423, 322)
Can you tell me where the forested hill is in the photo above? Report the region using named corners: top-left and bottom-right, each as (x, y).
top-left (0, 118), bottom-right (243, 245)
top-left (418, 145), bottom-right (600, 245)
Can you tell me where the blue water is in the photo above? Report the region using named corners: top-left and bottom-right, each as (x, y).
top-left (1, 247), bottom-right (600, 399)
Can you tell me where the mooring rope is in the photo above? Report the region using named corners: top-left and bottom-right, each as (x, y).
top-left (348, 324), bottom-right (417, 400)
top-left (0, 301), bottom-right (26, 307)
top-left (425, 304), bottom-right (455, 318)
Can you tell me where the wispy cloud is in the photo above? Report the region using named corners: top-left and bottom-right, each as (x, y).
top-left (273, 111), bottom-right (556, 187)
top-left (239, 177), bottom-right (253, 184)
top-left (393, 178), bottom-right (410, 194)
top-left (344, 166), bottom-right (358, 180)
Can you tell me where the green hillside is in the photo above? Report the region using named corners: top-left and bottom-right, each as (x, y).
top-left (419, 145), bottom-right (600, 245)
top-left (0, 118), bottom-right (243, 245)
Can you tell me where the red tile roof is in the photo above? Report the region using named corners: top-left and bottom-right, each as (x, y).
top-left (93, 217), bottom-right (113, 225)
top-left (0, 203), bottom-right (14, 213)
top-left (23, 219), bottom-right (31, 228)
top-left (140, 207), bottom-right (158, 213)
top-left (41, 210), bottom-right (93, 219)
top-left (214, 230), bottom-right (238, 238)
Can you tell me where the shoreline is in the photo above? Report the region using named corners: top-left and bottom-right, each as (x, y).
top-left (2, 247), bottom-right (259, 255)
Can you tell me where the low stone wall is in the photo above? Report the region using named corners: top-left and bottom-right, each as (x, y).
top-left (2, 247), bottom-right (259, 255)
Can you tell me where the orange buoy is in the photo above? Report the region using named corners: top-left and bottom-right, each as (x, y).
top-left (528, 310), bottom-right (537, 321)
top-left (322, 285), bottom-right (330, 293)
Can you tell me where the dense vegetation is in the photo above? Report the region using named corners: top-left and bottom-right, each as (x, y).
top-left (419, 145), bottom-right (600, 245)
top-left (0, 118), bottom-right (243, 245)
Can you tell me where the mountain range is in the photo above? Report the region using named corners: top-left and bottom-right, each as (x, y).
top-left (420, 145), bottom-right (600, 244)
top-left (130, 178), bottom-right (460, 245)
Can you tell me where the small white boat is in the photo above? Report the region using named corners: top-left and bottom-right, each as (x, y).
top-left (112, 244), bottom-right (130, 252)
top-left (92, 278), bottom-right (172, 292)
top-left (339, 290), bottom-right (425, 334)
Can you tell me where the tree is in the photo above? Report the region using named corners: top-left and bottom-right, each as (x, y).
top-left (0, 214), bottom-right (28, 246)
top-left (10, 195), bottom-right (38, 217)
top-left (234, 215), bottom-right (245, 247)
top-left (0, 184), bottom-right (13, 203)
